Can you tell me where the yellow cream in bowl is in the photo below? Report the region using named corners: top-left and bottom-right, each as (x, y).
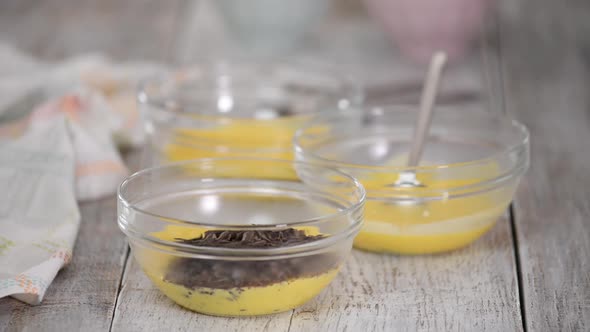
top-left (353, 158), bottom-right (512, 254)
top-left (148, 270), bottom-right (339, 316)
top-left (137, 225), bottom-right (340, 316)
top-left (164, 116), bottom-right (304, 162)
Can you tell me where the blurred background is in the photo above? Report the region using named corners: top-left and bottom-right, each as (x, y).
top-left (0, 0), bottom-right (588, 109)
top-left (0, 0), bottom-right (580, 62)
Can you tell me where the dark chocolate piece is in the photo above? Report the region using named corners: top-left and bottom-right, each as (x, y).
top-left (164, 229), bottom-right (339, 291)
top-left (174, 228), bottom-right (324, 249)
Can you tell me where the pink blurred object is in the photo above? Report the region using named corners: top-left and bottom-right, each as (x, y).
top-left (363, 0), bottom-right (495, 63)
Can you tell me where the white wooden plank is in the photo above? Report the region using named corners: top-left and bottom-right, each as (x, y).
top-left (289, 215), bottom-right (522, 332)
top-left (499, 1), bottom-right (590, 330)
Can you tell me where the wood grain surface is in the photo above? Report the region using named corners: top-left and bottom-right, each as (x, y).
top-left (289, 216), bottom-right (521, 332)
top-left (498, 1), bottom-right (590, 330)
top-left (109, 215), bottom-right (521, 332)
top-left (0, 0), bottom-right (588, 331)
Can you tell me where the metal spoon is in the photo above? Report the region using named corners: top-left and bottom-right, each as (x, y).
top-left (393, 52), bottom-right (447, 188)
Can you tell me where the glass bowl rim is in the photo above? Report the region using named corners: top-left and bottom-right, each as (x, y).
top-left (149, 113), bottom-right (308, 155)
top-left (136, 60), bottom-right (364, 123)
top-left (117, 157), bottom-right (366, 255)
top-left (293, 106), bottom-right (530, 199)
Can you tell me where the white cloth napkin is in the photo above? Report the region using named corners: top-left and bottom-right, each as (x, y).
top-left (0, 44), bottom-right (162, 304)
top-left (0, 117), bottom-right (79, 304)
top-left (0, 44), bottom-right (164, 147)
top-left (29, 88), bottom-right (129, 200)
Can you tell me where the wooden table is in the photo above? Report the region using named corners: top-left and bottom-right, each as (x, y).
top-left (1, 1), bottom-right (589, 331)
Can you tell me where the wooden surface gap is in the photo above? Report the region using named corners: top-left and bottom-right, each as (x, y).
top-left (493, 9), bottom-right (527, 330)
top-left (509, 205), bottom-right (528, 332)
top-left (108, 246), bottom-right (130, 332)
top-left (286, 310), bottom-right (295, 332)
top-left (498, 1), bottom-right (590, 330)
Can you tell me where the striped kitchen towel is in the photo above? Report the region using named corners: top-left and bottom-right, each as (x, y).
top-left (0, 44), bottom-right (165, 305)
top-left (0, 118), bottom-right (79, 305)
top-left (29, 87), bottom-right (129, 201)
top-left (0, 89), bottom-right (130, 302)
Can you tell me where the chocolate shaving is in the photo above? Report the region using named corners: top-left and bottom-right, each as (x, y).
top-left (174, 229), bottom-right (325, 249)
top-left (164, 228), bottom-right (340, 290)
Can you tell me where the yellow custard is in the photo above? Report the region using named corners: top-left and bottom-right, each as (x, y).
top-left (147, 269), bottom-right (338, 316)
top-left (138, 225), bottom-right (339, 316)
top-left (354, 201), bottom-right (505, 254)
top-left (353, 158), bottom-right (513, 254)
top-left (164, 116), bottom-right (304, 162)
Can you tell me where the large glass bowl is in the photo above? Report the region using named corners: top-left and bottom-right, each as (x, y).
top-left (294, 105), bottom-right (529, 255)
top-left (137, 62), bottom-right (361, 166)
top-left (117, 158), bottom-right (365, 316)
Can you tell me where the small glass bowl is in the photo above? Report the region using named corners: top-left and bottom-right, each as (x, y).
top-left (294, 105), bottom-right (530, 255)
top-left (137, 62), bottom-right (361, 166)
top-left (117, 158), bottom-right (364, 316)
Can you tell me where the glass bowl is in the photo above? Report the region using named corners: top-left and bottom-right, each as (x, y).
top-left (117, 158), bottom-right (365, 316)
top-left (294, 105), bottom-right (529, 255)
top-left (137, 62), bottom-right (361, 166)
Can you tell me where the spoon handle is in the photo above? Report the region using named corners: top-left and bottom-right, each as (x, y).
top-left (407, 52), bottom-right (447, 167)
